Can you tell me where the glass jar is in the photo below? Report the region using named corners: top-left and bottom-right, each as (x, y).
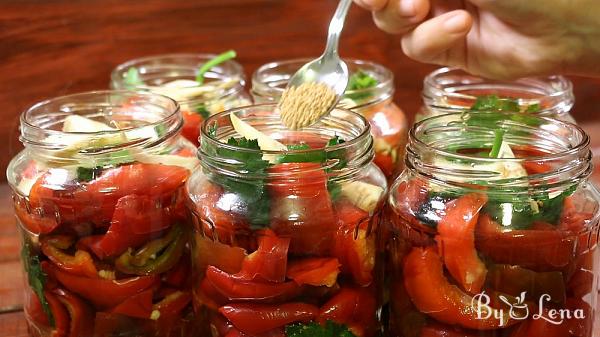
top-left (186, 104), bottom-right (387, 337)
top-left (111, 54), bottom-right (252, 146)
top-left (385, 112), bottom-right (599, 336)
top-left (419, 67), bottom-right (575, 122)
top-left (7, 91), bottom-right (200, 337)
top-left (251, 58), bottom-right (408, 180)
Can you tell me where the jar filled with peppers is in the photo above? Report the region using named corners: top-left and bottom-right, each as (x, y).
top-left (111, 52), bottom-right (252, 146)
top-left (186, 104), bottom-right (387, 337)
top-left (7, 91), bottom-right (200, 337)
top-left (418, 67), bottom-right (575, 122)
top-left (385, 112), bottom-right (599, 336)
top-left (251, 58), bottom-right (408, 180)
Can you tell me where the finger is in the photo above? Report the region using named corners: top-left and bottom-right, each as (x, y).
top-left (401, 9), bottom-right (472, 65)
top-left (372, 0), bottom-right (430, 34)
top-left (353, 0), bottom-right (388, 11)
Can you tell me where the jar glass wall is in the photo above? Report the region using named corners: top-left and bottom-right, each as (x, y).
top-left (385, 112), bottom-right (598, 336)
top-left (111, 54), bottom-right (252, 146)
top-left (419, 67), bottom-right (575, 122)
top-left (187, 104), bottom-right (387, 337)
top-left (252, 58), bottom-right (408, 180)
top-left (7, 91), bottom-right (199, 337)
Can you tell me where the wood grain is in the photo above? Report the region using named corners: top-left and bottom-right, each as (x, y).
top-left (1, 0), bottom-right (599, 182)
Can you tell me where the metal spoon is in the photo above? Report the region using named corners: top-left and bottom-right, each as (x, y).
top-left (282, 0), bottom-right (352, 119)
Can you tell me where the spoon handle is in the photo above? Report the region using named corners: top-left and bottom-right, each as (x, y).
top-left (324, 0), bottom-right (352, 57)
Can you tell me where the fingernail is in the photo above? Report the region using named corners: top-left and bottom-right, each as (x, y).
top-left (444, 12), bottom-right (468, 33)
top-left (399, 0), bottom-right (416, 17)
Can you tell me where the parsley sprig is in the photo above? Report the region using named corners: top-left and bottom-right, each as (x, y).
top-left (286, 321), bottom-right (357, 337)
top-left (21, 241), bottom-right (54, 326)
top-left (196, 50), bottom-right (237, 85)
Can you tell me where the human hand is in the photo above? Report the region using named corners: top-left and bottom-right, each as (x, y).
top-left (354, 0), bottom-right (600, 79)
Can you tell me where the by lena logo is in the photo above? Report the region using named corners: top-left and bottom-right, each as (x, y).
top-left (472, 291), bottom-right (586, 325)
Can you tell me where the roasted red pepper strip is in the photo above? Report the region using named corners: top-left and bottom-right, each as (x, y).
top-left (92, 194), bottom-right (175, 259)
top-left (111, 289), bottom-right (154, 319)
top-left (286, 257), bottom-right (340, 287)
top-left (235, 229), bottom-right (290, 283)
top-left (42, 261), bottom-right (158, 309)
top-left (318, 286), bottom-right (377, 337)
top-left (164, 253), bottom-right (191, 288)
top-left (510, 313), bottom-right (570, 337)
top-left (219, 302), bottom-right (318, 335)
top-left (26, 291), bottom-right (51, 327)
top-left (43, 290), bottom-right (69, 337)
top-left (205, 265), bottom-right (301, 302)
top-left (334, 202), bottom-right (375, 287)
top-left (52, 287), bottom-right (94, 337)
top-left (436, 193), bottom-right (488, 294)
top-left (41, 235), bottom-right (98, 278)
top-left (196, 233), bottom-right (247, 275)
top-left (153, 290), bottom-right (191, 318)
top-left (403, 246), bottom-right (514, 330)
top-left (487, 264), bottom-right (566, 303)
top-left (115, 223), bottom-right (186, 275)
top-left (13, 197), bottom-right (59, 235)
top-left (476, 214), bottom-right (576, 271)
top-left (268, 162), bottom-right (336, 255)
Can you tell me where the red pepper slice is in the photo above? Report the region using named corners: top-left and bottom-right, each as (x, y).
top-left (43, 290), bottom-right (70, 337)
top-left (419, 323), bottom-right (488, 337)
top-left (52, 287), bottom-right (94, 337)
top-left (318, 286), bottom-right (377, 337)
top-left (486, 264), bottom-right (566, 303)
top-left (164, 253), bottom-right (191, 288)
top-left (403, 246), bottom-right (514, 330)
top-left (286, 257), bottom-right (340, 287)
top-left (219, 302), bottom-right (318, 335)
top-left (476, 214), bottom-right (576, 271)
top-left (268, 162), bottom-right (336, 255)
top-left (153, 290), bottom-right (191, 318)
top-left (198, 276), bottom-right (229, 310)
top-left (111, 194), bottom-right (173, 235)
top-left (334, 202), bottom-right (375, 287)
top-left (41, 235), bottom-right (98, 278)
top-left (42, 261), bottom-right (158, 309)
top-left (181, 109), bottom-right (203, 146)
top-left (389, 179), bottom-right (429, 229)
top-left (196, 234), bottom-right (247, 275)
top-left (111, 289), bottom-right (154, 319)
top-left (436, 193), bottom-right (488, 294)
top-left (92, 194), bottom-right (171, 259)
top-left (13, 197), bottom-right (59, 235)
top-left (26, 290), bottom-right (51, 327)
top-left (197, 183), bottom-right (251, 246)
top-left (205, 265), bottom-right (301, 302)
top-left (235, 229), bottom-right (290, 283)
top-left (510, 313), bottom-right (570, 337)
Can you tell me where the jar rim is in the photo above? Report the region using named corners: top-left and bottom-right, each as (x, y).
top-left (110, 53), bottom-right (247, 104)
top-left (199, 103), bottom-right (375, 178)
top-left (407, 111), bottom-right (591, 190)
top-left (20, 90), bottom-right (182, 149)
top-left (422, 67), bottom-right (574, 116)
top-left (251, 58), bottom-right (394, 105)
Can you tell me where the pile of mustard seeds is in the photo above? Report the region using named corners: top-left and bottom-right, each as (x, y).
top-left (278, 82), bottom-right (337, 130)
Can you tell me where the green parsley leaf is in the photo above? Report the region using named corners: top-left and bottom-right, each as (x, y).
top-left (488, 129), bottom-right (505, 158)
top-left (195, 104), bottom-right (210, 119)
top-left (196, 50), bottom-right (237, 85)
top-left (211, 137), bottom-right (271, 227)
top-left (277, 144), bottom-right (325, 164)
top-left (470, 95), bottom-right (520, 112)
top-left (286, 320), bottom-right (357, 337)
top-left (76, 166), bottom-right (102, 182)
top-left (21, 241), bottom-right (54, 326)
top-left (345, 70), bottom-right (378, 101)
top-left (124, 67), bottom-right (144, 88)
top-left (95, 149), bottom-right (135, 167)
top-left (525, 103), bottom-right (541, 113)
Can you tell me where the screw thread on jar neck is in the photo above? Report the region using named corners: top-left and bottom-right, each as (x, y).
top-left (422, 67), bottom-right (575, 118)
top-left (405, 112), bottom-right (592, 195)
top-left (251, 58), bottom-right (395, 109)
top-left (199, 104), bottom-right (375, 180)
top-left (19, 90), bottom-right (183, 164)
